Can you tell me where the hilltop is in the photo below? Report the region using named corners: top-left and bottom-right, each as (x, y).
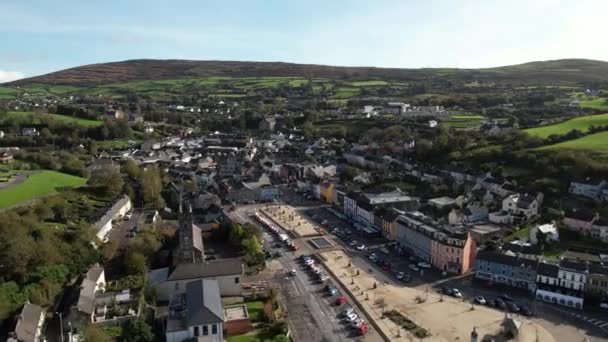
top-left (7, 58), bottom-right (608, 86)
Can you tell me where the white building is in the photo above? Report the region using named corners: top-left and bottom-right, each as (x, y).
top-left (536, 262), bottom-right (584, 309)
top-left (569, 180), bottom-right (607, 201)
top-left (529, 223), bottom-right (559, 245)
top-left (93, 195), bottom-right (132, 243)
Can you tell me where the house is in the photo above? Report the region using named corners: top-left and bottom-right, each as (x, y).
top-left (92, 195), bottom-right (132, 242)
top-left (591, 218), bottom-right (608, 242)
top-left (73, 264), bottom-right (106, 323)
top-left (373, 207), bottom-right (402, 240)
top-left (223, 174), bottom-right (278, 203)
top-left (22, 127), bottom-right (39, 136)
top-left (428, 196), bottom-right (456, 210)
top-left (166, 279), bottom-right (224, 342)
top-left (148, 259), bottom-right (244, 302)
top-left (474, 251), bottom-right (538, 292)
top-left (529, 223), bottom-right (559, 245)
top-left (587, 264), bottom-right (608, 300)
top-left (493, 192), bottom-right (543, 225)
top-left (105, 108), bottom-right (128, 120)
top-left (431, 230), bottom-right (477, 274)
top-left (448, 203), bottom-right (488, 225)
top-left (8, 302), bottom-right (45, 342)
top-left (536, 260), bottom-right (586, 309)
top-left (563, 208), bottom-right (599, 236)
top-left (144, 210), bottom-right (161, 225)
top-left (0, 151), bottom-right (14, 164)
top-left (258, 117), bottom-right (276, 131)
top-left (569, 179), bottom-right (607, 201)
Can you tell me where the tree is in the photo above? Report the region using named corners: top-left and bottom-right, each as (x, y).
top-left (88, 165), bottom-right (124, 196)
top-left (126, 251), bottom-right (147, 275)
top-left (141, 166), bottom-right (164, 208)
top-left (122, 159), bottom-right (141, 180)
top-left (123, 319), bottom-right (155, 342)
top-left (100, 240), bottom-right (119, 261)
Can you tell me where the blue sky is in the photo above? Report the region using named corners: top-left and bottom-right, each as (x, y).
top-left (1, 0), bottom-right (607, 82)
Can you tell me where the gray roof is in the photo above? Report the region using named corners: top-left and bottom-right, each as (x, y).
top-left (192, 224), bottom-right (204, 253)
top-left (77, 279), bottom-right (96, 315)
top-left (86, 264), bottom-right (104, 282)
top-left (186, 279), bottom-right (224, 326)
top-left (94, 195), bottom-right (131, 230)
top-left (168, 259), bottom-right (243, 281)
top-left (14, 303), bottom-right (44, 342)
top-left (148, 267), bottom-right (170, 286)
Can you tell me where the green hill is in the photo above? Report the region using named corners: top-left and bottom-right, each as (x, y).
top-left (525, 113), bottom-right (608, 138)
top-left (0, 171), bottom-right (87, 209)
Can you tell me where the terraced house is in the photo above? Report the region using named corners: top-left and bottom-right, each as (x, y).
top-left (474, 251), bottom-right (538, 292)
top-left (395, 212), bottom-right (476, 274)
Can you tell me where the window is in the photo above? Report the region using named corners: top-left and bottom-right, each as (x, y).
top-left (235, 277), bottom-right (240, 284)
top-left (203, 326), bottom-right (209, 336)
top-left (175, 282), bottom-right (179, 290)
top-left (194, 327), bottom-right (199, 337)
top-left (212, 324), bottom-right (218, 335)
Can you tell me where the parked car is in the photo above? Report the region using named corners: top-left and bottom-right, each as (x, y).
top-left (396, 272), bottom-right (406, 280)
top-left (289, 269), bottom-right (297, 276)
top-left (500, 294), bottom-right (514, 302)
top-left (305, 259), bottom-right (315, 266)
top-left (441, 286), bottom-right (453, 295)
top-left (328, 287), bottom-right (338, 296)
top-left (345, 312), bottom-right (358, 322)
top-left (356, 244), bottom-right (366, 251)
top-left (486, 299), bottom-right (496, 307)
top-left (520, 305), bottom-right (533, 316)
top-left (350, 319), bottom-right (365, 329)
top-left (451, 288), bottom-right (463, 298)
top-left (507, 302), bottom-right (520, 312)
top-left (336, 296), bottom-right (347, 306)
top-left (409, 264), bottom-right (420, 272)
top-left (319, 274), bottom-right (330, 282)
top-left (495, 298), bottom-right (507, 310)
top-left (474, 296), bottom-right (486, 305)
top-left (349, 240), bottom-right (358, 247)
top-left (342, 307), bottom-right (354, 317)
top-left (124, 212), bottom-right (132, 220)
top-left (417, 262), bottom-right (431, 269)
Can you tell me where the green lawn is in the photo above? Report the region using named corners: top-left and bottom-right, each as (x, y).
top-left (535, 130), bottom-right (608, 154)
top-left (525, 113), bottom-right (608, 138)
top-left (349, 80), bottom-right (389, 86)
top-left (580, 98), bottom-right (608, 111)
top-left (5, 112), bottom-right (102, 127)
top-left (227, 334), bottom-right (256, 342)
top-left (331, 87), bottom-right (360, 99)
top-left (441, 115), bottom-right (485, 129)
top-left (246, 301), bottom-right (264, 322)
top-left (503, 226), bottom-right (531, 242)
top-left (0, 170), bottom-right (86, 209)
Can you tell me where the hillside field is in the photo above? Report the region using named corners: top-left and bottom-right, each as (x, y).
top-left (579, 97), bottom-right (608, 111)
top-left (0, 170), bottom-right (87, 209)
top-left (5, 112), bottom-right (102, 127)
top-left (524, 113), bottom-right (608, 138)
top-left (535, 130), bottom-right (608, 154)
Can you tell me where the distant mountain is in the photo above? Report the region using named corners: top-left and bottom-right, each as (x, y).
top-left (7, 58), bottom-right (608, 86)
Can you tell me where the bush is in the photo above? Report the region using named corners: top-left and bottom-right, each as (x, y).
top-left (414, 327), bottom-right (430, 338)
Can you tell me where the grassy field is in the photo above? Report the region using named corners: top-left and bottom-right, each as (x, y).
top-left (331, 87), bottom-right (360, 99)
top-left (5, 112), bottom-right (102, 127)
top-left (579, 98), bottom-right (608, 111)
top-left (349, 80), bottom-right (389, 86)
top-left (441, 115), bottom-right (485, 129)
top-left (0, 170), bottom-right (87, 209)
top-left (535, 130), bottom-right (608, 154)
top-left (524, 113), bottom-right (608, 138)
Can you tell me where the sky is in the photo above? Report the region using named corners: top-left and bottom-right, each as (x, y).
top-left (1, 0), bottom-right (608, 82)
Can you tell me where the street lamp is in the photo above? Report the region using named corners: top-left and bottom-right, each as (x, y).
top-left (56, 312), bottom-right (64, 342)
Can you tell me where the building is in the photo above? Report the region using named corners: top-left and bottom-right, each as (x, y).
top-left (587, 264), bottom-right (608, 300)
top-left (474, 251), bottom-right (538, 292)
top-left (529, 223), bottom-right (559, 245)
top-left (536, 261), bottom-right (585, 309)
top-left (223, 174), bottom-right (278, 204)
top-left (491, 192), bottom-right (543, 225)
top-left (373, 207), bottom-right (402, 241)
top-left (73, 264), bottom-right (106, 323)
top-left (395, 212), bottom-right (477, 274)
top-left (166, 279), bottom-right (224, 342)
top-left (569, 179), bottom-right (607, 201)
top-left (8, 302), bottom-right (45, 342)
top-left (563, 208), bottom-right (599, 236)
top-left (0, 151), bottom-right (14, 164)
top-left (175, 202), bottom-right (205, 265)
top-left (258, 117), bottom-right (277, 131)
top-left (148, 259), bottom-right (244, 302)
top-left (93, 195), bottom-right (132, 243)
top-left (105, 108), bottom-right (128, 120)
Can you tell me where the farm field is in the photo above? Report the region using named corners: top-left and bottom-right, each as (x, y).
top-left (535, 130), bottom-right (608, 154)
top-left (6, 111), bottom-right (102, 127)
top-left (0, 170), bottom-right (87, 209)
top-left (441, 115), bottom-right (485, 129)
top-left (579, 97), bottom-right (608, 110)
top-left (524, 113), bottom-right (608, 138)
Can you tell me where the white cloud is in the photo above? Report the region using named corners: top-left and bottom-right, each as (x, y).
top-left (0, 70), bottom-right (24, 83)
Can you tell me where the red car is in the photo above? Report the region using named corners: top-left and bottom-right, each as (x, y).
top-left (358, 323), bottom-right (369, 335)
top-left (336, 296), bottom-right (347, 306)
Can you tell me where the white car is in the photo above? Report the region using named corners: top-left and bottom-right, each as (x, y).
top-left (124, 212), bottom-right (133, 220)
top-left (345, 313), bottom-right (358, 322)
top-left (305, 259), bottom-right (315, 266)
top-left (356, 244), bottom-right (366, 251)
top-left (319, 274), bottom-right (329, 282)
top-left (342, 307), bottom-right (354, 317)
top-left (289, 269), bottom-right (297, 276)
top-left (417, 262), bottom-right (431, 269)
top-left (351, 318), bottom-right (365, 329)
top-left (452, 289), bottom-right (463, 298)
top-left (474, 296), bottom-right (486, 305)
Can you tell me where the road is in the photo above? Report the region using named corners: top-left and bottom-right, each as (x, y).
top-left (229, 204), bottom-right (382, 342)
top-left (309, 205), bottom-right (608, 341)
top-left (106, 210), bottom-right (142, 248)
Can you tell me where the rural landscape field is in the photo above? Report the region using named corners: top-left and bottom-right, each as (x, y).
top-left (0, 170), bottom-right (86, 209)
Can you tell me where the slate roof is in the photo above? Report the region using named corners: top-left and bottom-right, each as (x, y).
top-left (77, 279), bottom-right (97, 315)
top-left (186, 279), bottom-right (224, 326)
top-left (13, 303), bottom-right (44, 342)
top-left (476, 251), bottom-right (537, 269)
top-left (537, 262), bottom-right (559, 277)
top-left (168, 259), bottom-right (243, 281)
top-left (86, 264), bottom-right (104, 282)
top-left (559, 259), bottom-right (589, 272)
top-left (564, 208), bottom-right (597, 222)
top-left (516, 193), bottom-right (539, 209)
